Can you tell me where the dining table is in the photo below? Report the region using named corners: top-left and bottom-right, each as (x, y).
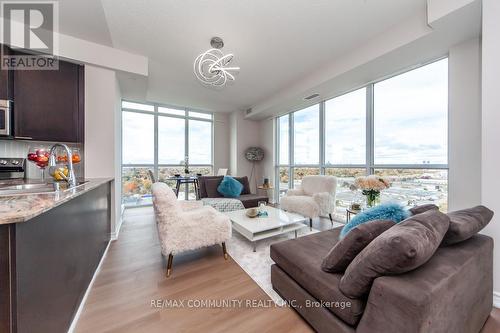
top-left (167, 175), bottom-right (200, 200)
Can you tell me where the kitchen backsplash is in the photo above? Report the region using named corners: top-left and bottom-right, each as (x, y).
top-left (0, 140), bottom-right (84, 179)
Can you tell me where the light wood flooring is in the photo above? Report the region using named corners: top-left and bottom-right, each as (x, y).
top-left (75, 206), bottom-right (500, 333)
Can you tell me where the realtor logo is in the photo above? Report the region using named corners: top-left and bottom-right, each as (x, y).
top-left (1, 1), bottom-right (59, 70)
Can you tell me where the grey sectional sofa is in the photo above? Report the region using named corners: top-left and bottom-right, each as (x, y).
top-left (198, 175), bottom-right (268, 208)
top-left (270, 227), bottom-right (493, 333)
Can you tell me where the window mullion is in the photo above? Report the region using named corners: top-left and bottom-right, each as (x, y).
top-left (319, 100), bottom-right (325, 175)
top-left (154, 105), bottom-right (159, 180)
top-left (289, 113), bottom-right (294, 189)
top-left (185, 115), bottom-right (189, 199)
top-left (367, 84), bottom-right (374, 176)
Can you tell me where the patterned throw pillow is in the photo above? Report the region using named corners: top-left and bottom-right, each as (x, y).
top-left (217, 176), bottom-right (243, 198)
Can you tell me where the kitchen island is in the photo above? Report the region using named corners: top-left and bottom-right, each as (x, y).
top-left (0, 178), bottom-right (113, 333)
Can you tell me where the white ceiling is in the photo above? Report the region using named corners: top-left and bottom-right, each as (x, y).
top-left (57, 0), bottom-right (428, 112)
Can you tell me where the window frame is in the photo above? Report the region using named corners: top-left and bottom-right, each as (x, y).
top-left (275, 57), bottom-right (449, 205)
top-left (122, 100), bottom-right (214, 206)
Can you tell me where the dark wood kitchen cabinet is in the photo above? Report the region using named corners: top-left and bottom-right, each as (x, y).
top-left (0, 45), bottom-right (13, 100)
top-left (13, 59), bottom-right (84, 143)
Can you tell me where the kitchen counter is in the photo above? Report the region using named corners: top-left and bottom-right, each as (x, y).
top-left (0, 178), bottom-right (113, 224)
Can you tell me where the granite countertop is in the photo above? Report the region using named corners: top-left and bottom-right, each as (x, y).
top-left (0, 178), bottom-right (114, 225)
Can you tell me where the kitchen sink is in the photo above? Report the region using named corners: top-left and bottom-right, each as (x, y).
top-left (0, 181), bottom-right (88, 196)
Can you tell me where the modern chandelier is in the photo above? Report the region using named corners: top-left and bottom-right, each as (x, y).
top-left (194, 37), bottom-right (240, 87)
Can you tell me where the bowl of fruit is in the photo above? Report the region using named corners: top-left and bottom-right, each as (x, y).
top-left (56, 148), bottom-right (81, 164)
top-left (49, 165), bottom-right (70, 182)
top-left (27, 147), bottom-right (50, 180)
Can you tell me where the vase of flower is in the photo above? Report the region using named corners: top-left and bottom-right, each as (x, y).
top-left (354, 175), bottom-right (390, 208)
top-left (183, 156), bottom-right (189, 175)
top-left (363, 189), bottom-right (380, 207)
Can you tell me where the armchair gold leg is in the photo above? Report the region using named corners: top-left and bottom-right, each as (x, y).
top-left (166, 253), bottom-right (173, 278)
top-left (222, 242), bottom-right (228, 260)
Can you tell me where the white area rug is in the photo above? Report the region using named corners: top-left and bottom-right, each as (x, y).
top-left (226, 221), bottom-right (344, 305)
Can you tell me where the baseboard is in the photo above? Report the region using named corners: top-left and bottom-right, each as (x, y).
top-left (67, 240), bottom-right (111, 333)
top-left (110, 204), bottom-right (125, 241)
top-left (493, 291), bottom-right (500, 308)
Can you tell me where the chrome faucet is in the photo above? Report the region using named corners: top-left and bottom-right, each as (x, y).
top-left (48, 143), bottom-right (77, 187)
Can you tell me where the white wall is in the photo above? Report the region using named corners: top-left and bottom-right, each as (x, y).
top-left (84, 65), bottom-right (122, 237)
top-left (213, 113), bottom-right (230, 174)
top-left (259, 118), bottom-right (275, 203)
top-left (448, 37), bottom-right (481, 211)
top-left (228, 110), bottom-right (262, 192)
top-left (481, 0), bottom-right (500, 305)
top-left (229, 112), bottom-right (238, 176)
top-left (114, 77), bottom-right (123, 237)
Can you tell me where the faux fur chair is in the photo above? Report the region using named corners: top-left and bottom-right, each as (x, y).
top-left (151, 182), bottom-right (232, 277)
top-left (280, 175), bottom-right (337, 230)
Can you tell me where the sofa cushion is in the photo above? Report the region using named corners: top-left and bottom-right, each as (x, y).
top-left (217, 176), bottom-right (243, 198)
top-left (271, 228), bottom-right (366, 326)
top-left (409, 204), bottom-right (439, 215)
top-left (340, 203), bottom-right (410, 238)
top-left (279, 195), bottom-right (320, 219)
top-left (205, 178), bottom-right (223, 198)
top-left (239, 194), bottom-right (268, 208)
top-left (339, 210), bottom-right (450, 298)
top-left (233, 176), bottom-right (251, 195)
top-left (441, 205), bottom-right (494, 246)
top-left (321, 219), bottom-right (395, 273)
top-left (198, 176), bottom-right (224, 198)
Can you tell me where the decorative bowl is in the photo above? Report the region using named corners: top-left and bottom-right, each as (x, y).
top-left (246, 208), bottom-right (258, 218)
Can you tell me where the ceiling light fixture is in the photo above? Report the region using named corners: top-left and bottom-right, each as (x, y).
top-left (194, 37), bottom-right (240, 87)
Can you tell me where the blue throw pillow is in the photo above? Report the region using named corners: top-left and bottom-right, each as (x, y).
top-left (340, 203), bottom-right (410, 238)
top-left (217, 176), bottom-right (243, 198)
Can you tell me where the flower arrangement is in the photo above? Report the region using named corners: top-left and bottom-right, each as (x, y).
top-left (181, 156), bottom-right (189, 174)
top-left (354, 175), bottom-right (390, 207)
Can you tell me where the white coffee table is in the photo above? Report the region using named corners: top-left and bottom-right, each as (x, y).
top-left (224, 206), bottom-right (308, 251)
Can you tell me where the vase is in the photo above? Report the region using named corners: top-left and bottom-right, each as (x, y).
top-left (363, 190), bottom-right (380, 207)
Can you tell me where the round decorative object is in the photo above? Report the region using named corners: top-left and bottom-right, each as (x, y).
top-left (245, 147), bottom-right (264, 161)
top-left (246, 208), bottom-right (258, 218)
top-left (210, 37), bottom-right (224, 49)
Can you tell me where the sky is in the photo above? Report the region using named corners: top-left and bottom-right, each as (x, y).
top-left (122, 111), bottom-right (211, 165)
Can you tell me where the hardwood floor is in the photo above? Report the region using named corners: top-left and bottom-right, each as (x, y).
top-left (74, 207), bottom-right (312, 333)
top-left (482, 307), bottom-right (500, 333)
top-left (75, 206), bottom-right (500, 333)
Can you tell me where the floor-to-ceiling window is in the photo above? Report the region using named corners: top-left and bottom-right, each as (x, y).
top-left (325, 87), bottom-right (367, 215)
top-left (276, 58), bottom-right (449, 218)
top-left (373, 59), bottom-right (448, 210)
top-left (122, 101), bottom-right (213, 206)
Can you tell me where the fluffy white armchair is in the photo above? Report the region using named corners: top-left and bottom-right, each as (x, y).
top-left (152, 182), bottom-right (232, 277)
top-left (280, 175), bottom-right (337, 230)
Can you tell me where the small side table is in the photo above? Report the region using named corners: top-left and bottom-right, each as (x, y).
top-left (257, 185), bottom-right (274, 203)
top-left (346, 208), bottom-right (361, 223)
